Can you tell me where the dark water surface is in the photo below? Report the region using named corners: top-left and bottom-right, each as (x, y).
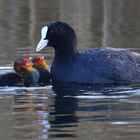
top-left (0, 0), bottom-right (140, 140)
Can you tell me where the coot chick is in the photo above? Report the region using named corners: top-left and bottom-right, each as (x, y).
top-left (32, 55), bottom-right (51, 85)
top-left (13, 57), bottom-right (40, 86)
top-left (36, 21), bottom-right (140, 84)
top-left (0, 58), bottom-right (29, 86)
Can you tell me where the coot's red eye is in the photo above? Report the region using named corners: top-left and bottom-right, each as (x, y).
top-left (49, 30), bottom-right (54, 35)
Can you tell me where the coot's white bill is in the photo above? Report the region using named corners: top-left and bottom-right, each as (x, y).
top-left (36, 26), bottom-right (49, 52)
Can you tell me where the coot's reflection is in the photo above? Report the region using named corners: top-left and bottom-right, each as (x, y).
top-left (50, 84), bottom-right (80, 138)
top-left (49, 83), bottom-right (113, 138)
top-left (50, 83), bottom-right (139, 138)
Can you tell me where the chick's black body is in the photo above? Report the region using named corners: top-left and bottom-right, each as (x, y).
top-left (23, 69), bottom-right (40, 86)
top-left (37, 69), bottom-right (50, 85)
top-left (0, 71), bottom-right (22, 86)
top-left (0, 69), bottom-right (40, 87)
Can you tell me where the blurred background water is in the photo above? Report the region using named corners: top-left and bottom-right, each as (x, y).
top-left (0, 0), bottom-right (140, 140)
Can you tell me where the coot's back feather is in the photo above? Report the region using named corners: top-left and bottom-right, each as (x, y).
top-left (51, 47), bottom-right (140, 83)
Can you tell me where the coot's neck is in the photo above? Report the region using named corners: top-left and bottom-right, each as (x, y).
top-left (54, 44), bottom-right (79, 63)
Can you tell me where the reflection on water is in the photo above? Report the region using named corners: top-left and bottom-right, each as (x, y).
top-left (49, 85), bottom-right (79, 138)
top-left (0, 0), bottom-right (140, 140)
top-left (49, 84), bottom-right (140, 140)
top-left (1, 84), bottom-right (140, 140)
top-left (13, 89), bottom-right (50, 139)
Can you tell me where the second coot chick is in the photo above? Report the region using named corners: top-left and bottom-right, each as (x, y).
top-left (32, 56), bottom-right (51, 85)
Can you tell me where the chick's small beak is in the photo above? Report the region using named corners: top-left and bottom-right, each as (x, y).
top-left (22, 63), bottom-right (33, 68)
top-left (36, 39), bottom-right (49, 52)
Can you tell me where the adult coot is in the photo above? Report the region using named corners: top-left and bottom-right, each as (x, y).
top-left (36, 21), bottom-right (140, 84)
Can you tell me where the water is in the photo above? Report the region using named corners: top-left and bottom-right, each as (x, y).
top-left (0, 0), bottom-right (140, 140)
top-left (1, 84), bottom-right (140, 140)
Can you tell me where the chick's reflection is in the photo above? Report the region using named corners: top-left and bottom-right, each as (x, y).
top-left (12, 89), bottom-right (50, 139)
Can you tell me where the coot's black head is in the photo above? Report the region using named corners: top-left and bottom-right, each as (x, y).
top-left (36, 21), bottom-right (77, 53)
